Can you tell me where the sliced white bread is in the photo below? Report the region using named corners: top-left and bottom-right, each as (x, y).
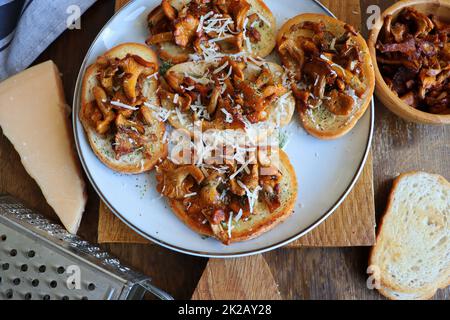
top-left (369, 172), bottom-right (450, 300)
top-left (277, 14), bottom-right (375, 139)
top-left (163, 60), bottom-right (295, 132)
top-left (80, 43), bottom-right (168, 174)
top-left (168, 150), bottom-right (298, 243)
top-left (149, 0), bottom-right (276, 63)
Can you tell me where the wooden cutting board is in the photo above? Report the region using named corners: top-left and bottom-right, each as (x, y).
top-left (101, 0), bottom-right (374, 301)
top-left (100, 0), bottom-right (376, 248)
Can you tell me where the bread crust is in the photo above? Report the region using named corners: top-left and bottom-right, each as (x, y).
top-left (277, 13), bottom-right (375, 140)
top-left (80, 43), bottom-right (168, 174)
top-left (167, 150), bottom-right (298, 243)
top-left (369, 171), bottom-right (450, 300)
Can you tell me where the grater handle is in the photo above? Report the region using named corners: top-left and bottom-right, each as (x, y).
top-left (138, 280), bottom-right (174, 300)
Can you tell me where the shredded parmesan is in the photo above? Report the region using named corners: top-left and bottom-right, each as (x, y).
top-left (213, 61), bottom-right (229, 74)
top-left (144, 102), bottom-right (173, 122)
top-left (146, 72), bottom-right (159, 80)
top-left (228, 212), bottom-right (233, 238)
top-left (229, 158), bottom-right (252, 180)
top-left (184, 192), bottom-right (197, 198)
top-left (234, 208), bottom-right (243, 222)
top-left (221, 108), bottom-right (233, 123)
top-left (111, 100), bottom-right (139, 110)
top-left (237, 180), bottom-right (262, 214)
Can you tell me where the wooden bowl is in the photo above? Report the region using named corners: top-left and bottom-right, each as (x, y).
top-left (368, 0), bottom-right (450, 125)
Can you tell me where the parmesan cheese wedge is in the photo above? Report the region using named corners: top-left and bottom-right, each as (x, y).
top-left (0, 61), bottom-right (87, 234)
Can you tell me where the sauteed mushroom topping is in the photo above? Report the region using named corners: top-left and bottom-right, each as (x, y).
top-left (146, 0), bottom-right (268, 59)
top-left (278, 21), bottom-right (365, 116)
top-left (377, 7), bottom-right (450, 115)
top-left (158, 57), bottom-right (288, 128)
top-left (81, 54), bottom-right (159, 159)
top-left (155, 147), bottom-right (283, 245)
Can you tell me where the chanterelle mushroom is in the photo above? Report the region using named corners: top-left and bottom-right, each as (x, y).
top-left (173, 14), bottom-right (199, 47)
top-left (156, 160), bottom-right (205, 199)
top-left (119, 56), bottom-right (147, 102)
top-left (199, 172), bottom-right (224, 206)
top-left (92, 86), bottom-right (115, 135)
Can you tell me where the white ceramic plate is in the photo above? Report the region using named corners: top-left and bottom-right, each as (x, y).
top-left (73, 0), bottom-right (373, 258)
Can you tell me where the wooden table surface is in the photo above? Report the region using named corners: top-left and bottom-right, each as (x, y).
top-left (4, 0), bottom-right (447, 299)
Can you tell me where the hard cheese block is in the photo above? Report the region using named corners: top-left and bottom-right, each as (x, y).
top-left (0, 61), bottom-right (87, 234)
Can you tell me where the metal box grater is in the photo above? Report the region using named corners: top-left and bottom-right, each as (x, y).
top-left (0, 195), bottom-right (173, 300)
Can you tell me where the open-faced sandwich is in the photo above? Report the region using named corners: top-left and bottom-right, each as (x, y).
top-left (155, 146), bottom-right (297, 244)
top-left (80, 43), bottom-right (168, 173)
top-left (146, 0), bottom-right (276, 63)
top-left (277, 14), bottom-right (375, 139)
top-left (151, 56), bottom-right (295, 134)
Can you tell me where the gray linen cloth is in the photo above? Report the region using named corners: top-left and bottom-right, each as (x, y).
top-left (0, 0), bottom-right (96, 80)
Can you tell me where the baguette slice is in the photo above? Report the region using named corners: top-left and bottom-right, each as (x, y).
top-left (80, 43), bottom-right (167, 174)
top-left (168, 150), bottom-right (298, 243)
top-left (149, 0), bottom-right (276, 63)
top-left (369, 172), bottom-right (450, 300)
top-left (163, 60), bottom-right (295, 133)
top-left (277, 14), bottom-right (375, 139)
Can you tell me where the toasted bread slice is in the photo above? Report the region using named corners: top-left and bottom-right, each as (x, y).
top-left (277, 14), bottom-right (375, 139)
top-left (163, 60), bottom-right (295, 133)
top-left (369, 172), bottom-right (450, 300)
top-left (149, 0), bottom-right (276, 63)
top-left (80, 43), bottom-right (167, 174)
top-left (168, 150), bottom-right (298, 243)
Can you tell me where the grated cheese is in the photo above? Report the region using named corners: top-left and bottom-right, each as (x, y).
top-left (234, 208), bottom-right (244, 222)
top-left (146, 72), bottom-right (159, 80)
top-left (111, 100), bottom-right (139, 110)
top-left (144, 102), bottom-right (173, 122)
top-left (221, 108), bottom-right (233, 123)
top-left (184, 192), bottom-right (197, 198)
top-left (228, 212), bottom-right (233, 238)
top-left (213, 61), bottom-right (229, 74)
top-left (237, 180), bottom-right (262, 214)
top-left (229, 158), bottom-right (252, 180)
